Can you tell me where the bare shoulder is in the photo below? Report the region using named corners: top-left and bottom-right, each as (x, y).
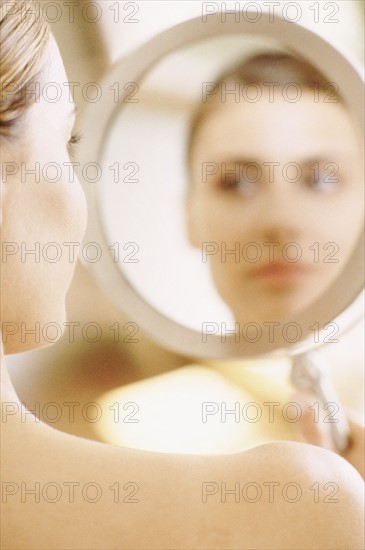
top-left (222, 441), bottom-right (364, 550)
top-left (2, 420), bottom-right (363, 550)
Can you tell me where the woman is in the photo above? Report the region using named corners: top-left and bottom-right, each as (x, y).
top-left (1, 3), bottom-right (364, 548)
top-left (186, 53), bottom-right (364, 325)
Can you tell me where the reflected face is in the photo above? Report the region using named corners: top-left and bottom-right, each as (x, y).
top-left (188, 91), bottom-right (364, 323)
top-left (1, 35), bottom-right (87, 352)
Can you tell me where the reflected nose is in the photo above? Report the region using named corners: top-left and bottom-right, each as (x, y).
top-left (256, 183), bottom-right (302, 243)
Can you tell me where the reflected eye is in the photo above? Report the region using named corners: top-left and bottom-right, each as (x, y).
top-left (220, 175), bottom-right (257, 196)
top-left (218, 162), bottom-right (259, 196)
top-left (68, 133), bottom-right (83, 157)
top-left (306, 162), bottom-right (340, 193)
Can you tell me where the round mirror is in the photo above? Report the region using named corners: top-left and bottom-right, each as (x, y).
top-left (78, 12), bottom-right (364, 358)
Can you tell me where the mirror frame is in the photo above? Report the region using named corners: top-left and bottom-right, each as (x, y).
top-left (77, 11), bottom-right (364, 359)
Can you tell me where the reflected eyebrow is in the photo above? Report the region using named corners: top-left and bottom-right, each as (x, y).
top-left (212, 157), bottom-right (260, 165)
top-left (301, 157), bottom-right (347, 168)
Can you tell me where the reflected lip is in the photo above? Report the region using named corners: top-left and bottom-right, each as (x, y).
top-left (249, 262), bottom-right (314, 283)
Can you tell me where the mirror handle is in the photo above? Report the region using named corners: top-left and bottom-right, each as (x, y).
top-left (291, 350), bottom-right (350, 453)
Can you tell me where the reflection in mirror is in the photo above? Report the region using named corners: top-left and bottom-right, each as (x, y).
top-left (99, 35), bottom-right (364, 335)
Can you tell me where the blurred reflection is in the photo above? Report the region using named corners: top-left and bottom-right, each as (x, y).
top-left (186, 53), bottom-right (364, 324)
top-left (99, 37), bottom-right (363, 332)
